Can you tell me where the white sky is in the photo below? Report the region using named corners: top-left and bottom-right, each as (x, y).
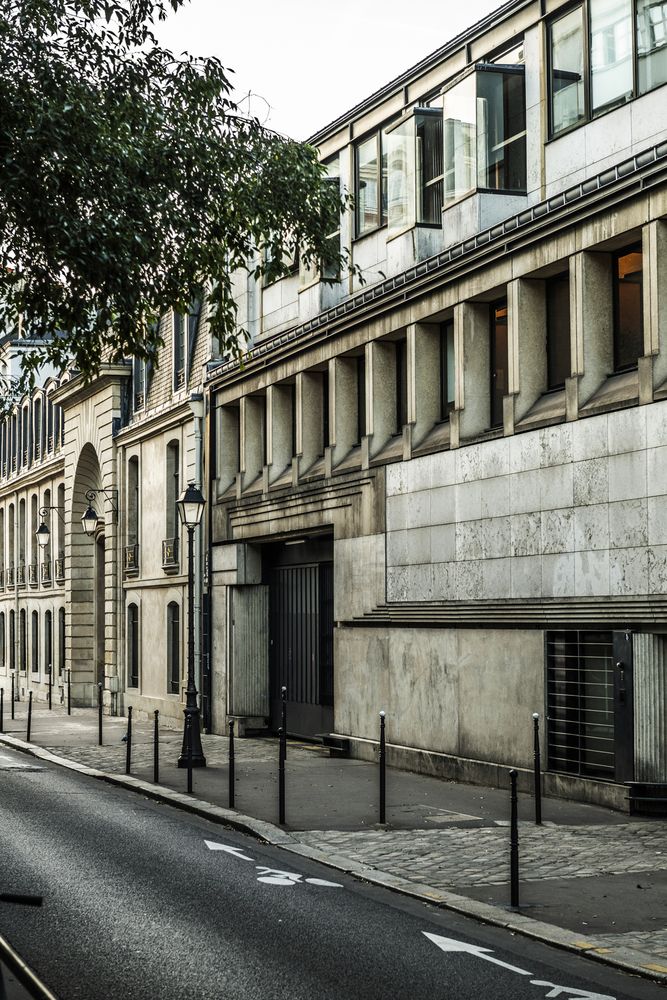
top-left (154, 0), bottom-right (503, 141)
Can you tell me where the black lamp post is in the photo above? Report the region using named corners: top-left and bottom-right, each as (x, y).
top-left (177, 483), bottom-right (207, 768)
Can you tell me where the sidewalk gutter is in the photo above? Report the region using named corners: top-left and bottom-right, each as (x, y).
top-left (3, 732), bottom-right (666, 987)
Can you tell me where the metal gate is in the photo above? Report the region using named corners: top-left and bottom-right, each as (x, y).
top-left (269, 562), bottom-right (334, 738)
top-left (546, 629), bottom-right (633, 781)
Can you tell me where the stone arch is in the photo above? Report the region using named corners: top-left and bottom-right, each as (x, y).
top-left (67, 443), bottom-right (104, 701)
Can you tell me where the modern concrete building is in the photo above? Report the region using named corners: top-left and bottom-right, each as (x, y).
top-left (207, 0), bottom-right (667, 811)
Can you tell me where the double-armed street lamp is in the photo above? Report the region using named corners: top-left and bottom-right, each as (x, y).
top-left (176, 482), bottom-right (207, 768)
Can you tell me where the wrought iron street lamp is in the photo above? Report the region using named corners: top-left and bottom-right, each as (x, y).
top-left (177, 482), bottom-right (207, 768)
top-left (35, 505), bottom-right (65, 548)
top-left (80, 488), bottom-right (118, 536)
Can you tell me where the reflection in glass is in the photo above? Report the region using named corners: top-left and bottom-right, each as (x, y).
top-left (590, 0), bottom-right (633, 112)
top-left (476, 69), bottom-right (526, 192)
top-left (637, 0), bottom-right (667, 93)
top-left (444, 74), bottom-right (477, 205)
top-left (387, 111), bottom-right (443, 234)
top-left (356, 135), bottom-right (380, 235)
top-left (322, 156), bottom-right (341, 280)
top-left (550, 7), bottom-right (586, 134)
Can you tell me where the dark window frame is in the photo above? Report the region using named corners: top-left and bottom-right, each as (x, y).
top-left (612, 242), bottom-right (644, 372)
top-left (395, 339), bottom-right (408, 435)
top-left (167, 602), bottom-right (180, 695)
top-left (354, 130), bottom-right (388, 239)
top-left (490, 299), bottom-right (509, 429)
top-left (440, 320), bottom-right (456, 421)
top-left (546, 273), bottom-right (572, 390)
top-left (356, 355), bottom-right (367, 444)
top-left (128, 603), bottom-right (139, 688)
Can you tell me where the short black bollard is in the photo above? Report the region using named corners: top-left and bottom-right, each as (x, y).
top-left (0, 688), bottom-right (4, 733)
top-left (509, 768), bottom-right (519, 908)
top-left (281, 686), bottom-right (287, 760)
top-left (186, 714), bottom-right (193, 795)
top-left (48, 664), bottom-right (52, 711)
top-left (379, 710), bottom-right (386, 825)
top-left (26, 691), bottom-right (33, 743)
top-left (97, 683), bottom-right (103, 747)
top-left (278, 725), bottom-right (286, 825)
top-left (532, 712), bottom-right (542, 826)
top-left (10, 673), bottom-right (14, 721)
top-left (125, 706), bottom-right (132, 775)
top-left (153, 710), bottom-right (159, 784)
top-left (67, 669), bottom-right (71, 716)
top-left (228, 720), bottom-right (235, 809)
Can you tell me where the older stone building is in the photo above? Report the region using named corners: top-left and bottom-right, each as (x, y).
top-left (207, 0), bottom-right (667, 810)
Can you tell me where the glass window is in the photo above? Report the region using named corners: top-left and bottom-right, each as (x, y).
top-left (322, 157), bottom-right (341, 280)
top-left (355, 133), bottom-right (387, 236)
top-left (31, 611), bottom-right (38, 673)
top-left (443, 74), bottom-right (477, 206)
top-left (58, 607), bottom-right (65, 675)
top-left (590, 0), bottom-right (634, 113)
top-left (133, 357), bottom-right (145, 411)
top-left (477, 68), bottom-right (526, 193)
top-left (637, 0), bottom-right (667, 92)
top-left (168, 603), bottom-right (180, 695)
top-left (550, 6), bottom-right (587, 135)
top-left (173, 312), bottom-right (185, 389)
top-left (613, 245), bottom-right (644, 371)
top-left (127, 457), bottom-right (139, 547)
top-left (440, 321), bottom-right (456, 420)
top-left (0, 612), bottom-right (5, 668)
top-left (490, 300), bottom-right (508, 428)
top-left (166, 442), bottom-right (180, 540)
top-left (9, 610), bottom-right (15, 671)
top-left (44, 610), bottom-right (52, 675)
top-left (387, 110), bottom-right (443, 235)
top-left (128, 604), bottom-right (139, 688)
top-left (547, 274), bottom-right (572, 390)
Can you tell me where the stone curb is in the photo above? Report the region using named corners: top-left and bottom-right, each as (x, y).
top-left (2, 733), bottom-right (666, 987)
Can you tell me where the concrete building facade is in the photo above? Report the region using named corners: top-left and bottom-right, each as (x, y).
top-left (207, 0), bottom-right (667, 810)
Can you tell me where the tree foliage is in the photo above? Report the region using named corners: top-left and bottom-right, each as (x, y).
top-left (0, 0), bottom-right (347, 397)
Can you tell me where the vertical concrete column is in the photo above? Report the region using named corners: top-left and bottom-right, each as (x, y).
top-left (368, 341), bottom-right (396, 458)
top-left (645, 220), bottom-right (667, 391)
top-left (267, 384), bottom-right (292, 484)
top-left (239, 395), bottom-right (264, 492)
top-left (298, 371), bottom-right (323, 474)
top-left (571, 251), bottom-right (613, 407)
top-left (409, 323), bottom-right (440, 448)
top-left (452, 301), bottom-right (490, 444)
top-left (633, 633), bottom-right (667, 781)
top-left (508, 277), bottom-right (547, 425)
top-left (216, 404), bottom-right (239, 495)
top-left (329, 356), bottom-right (357, 469)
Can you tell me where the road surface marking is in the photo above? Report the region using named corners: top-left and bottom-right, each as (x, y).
top-left (204, 841), bottom-right (253, 861)
top-left (424, 932), bottom-right (532, 976)
top-left (530, 983), bottom-right (614, 1000)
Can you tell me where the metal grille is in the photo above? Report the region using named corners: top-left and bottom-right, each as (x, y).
top-left (270, 565), bottom-right (320, 705)
top-left (547, 630), bottom-right (615, 779)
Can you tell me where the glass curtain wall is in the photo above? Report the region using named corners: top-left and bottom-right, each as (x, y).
top-left (590, 0), bottom-right (633, 112)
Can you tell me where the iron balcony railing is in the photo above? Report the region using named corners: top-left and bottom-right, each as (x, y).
top-left (28, 564), bottom-right (38, 586)
top-left (16, 565), bottom-right (25, 586)
top-left (41, 561), bottom-right (51, 585)
top-left (162, 537), bottom-right (179, 571)
top-left (6, 567), bottom-right (14, 588)
top-left (124, 544), bottom-right (139, 575)
top-left (54, 557), bottom-right (65, 583)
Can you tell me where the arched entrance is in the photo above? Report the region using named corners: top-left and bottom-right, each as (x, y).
top-left (68, 444), bottom-right (106, 704)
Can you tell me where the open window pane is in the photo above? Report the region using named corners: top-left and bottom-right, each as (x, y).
top-left (387, 120), bottom-right (415, 234)
top-left (590, 0), bottom-right (634, 113)
top-left (613, 246), bottom-right (644, 371)
top-left (443, 74), bottom-right (476, 206)
top-left (637, 0), bottom-right (667, 92)
top-left (550, 6), bottom-right (586, 135)
top-left (477, 69), bottom-right (526, 193)
top-left (356, 135), bottom-right (380, 235)
top-left (416, 112), bottom-right (443, 223)
top-left (387, 110), bottom-right (443, 234)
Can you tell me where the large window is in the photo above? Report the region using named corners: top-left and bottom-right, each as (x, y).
top-left (31, 611), bottom-right (38, 673)
top-left (19, 608), bottom-right (26, 671)
top-left (167, 602), bottom-right (180, 695)
top-left (321, 157), bottom-right (341, 280)
top-left (386, 109), bottom-right (443, 235)
top-left (549, 0), bottom-right (667, 137)
top-left (356, 355), bottom-right (367, 443)
top-left (613, 244), bottom-right (643, 371)
top-left (443, 64), bottom-right (526, 206)
top-left (9, 610), bottom-right (15, 671)
top-left (637, 0), bottom-right (667, 91)
top-left (166, 442), bottom-right (180, 541)
top-left (128, 604), bottom-right (139, 688)
top-left (395, 339), bottom-right (408, 435)
top-left (546, 274), bottom-right (572, 390)
top-left (355, 132), bottom-right (388, 236)
top-left (58, 607), bottom-right (65, 675)
top-left (0, 612), bottom-right (5, 668)
top-left (173, 313), bottom-right (186, 390)
top-left (490, 301), bottom-right (509, 428)
top-left (44, 610), bottom-right (52, 676)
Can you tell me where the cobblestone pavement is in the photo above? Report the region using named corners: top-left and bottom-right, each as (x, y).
top-left (296, 824), bottom-right (667, 887)
top-left (594, 929), bottom-right (667, 960)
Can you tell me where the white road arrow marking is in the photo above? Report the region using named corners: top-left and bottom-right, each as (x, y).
top-left (530, 983), bottom-right (615, 1000)
top-left (204, 841), bottom-right (253, 861)
top-left (304, 878), bottom-right (343, 888)
top-left (423, 932), bottom-right (532, 976)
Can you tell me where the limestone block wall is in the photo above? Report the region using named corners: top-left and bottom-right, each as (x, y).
top-left (334, 626), bottom-right (543, 768)
top-left (386, 401), bottom-right (667, 603)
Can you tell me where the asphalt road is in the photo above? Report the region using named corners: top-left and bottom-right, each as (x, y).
top-left (0, 746), bottom-right (660, 1000)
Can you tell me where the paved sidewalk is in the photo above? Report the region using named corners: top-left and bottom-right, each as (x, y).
top-left (2, 702), bottom-right (667, 983)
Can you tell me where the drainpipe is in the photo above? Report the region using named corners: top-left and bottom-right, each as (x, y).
top-left (188, 393), bottom-right (205, 725)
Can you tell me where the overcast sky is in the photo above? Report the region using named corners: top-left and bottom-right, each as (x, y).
top-left (154, 1), bottom-right (503, 141)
